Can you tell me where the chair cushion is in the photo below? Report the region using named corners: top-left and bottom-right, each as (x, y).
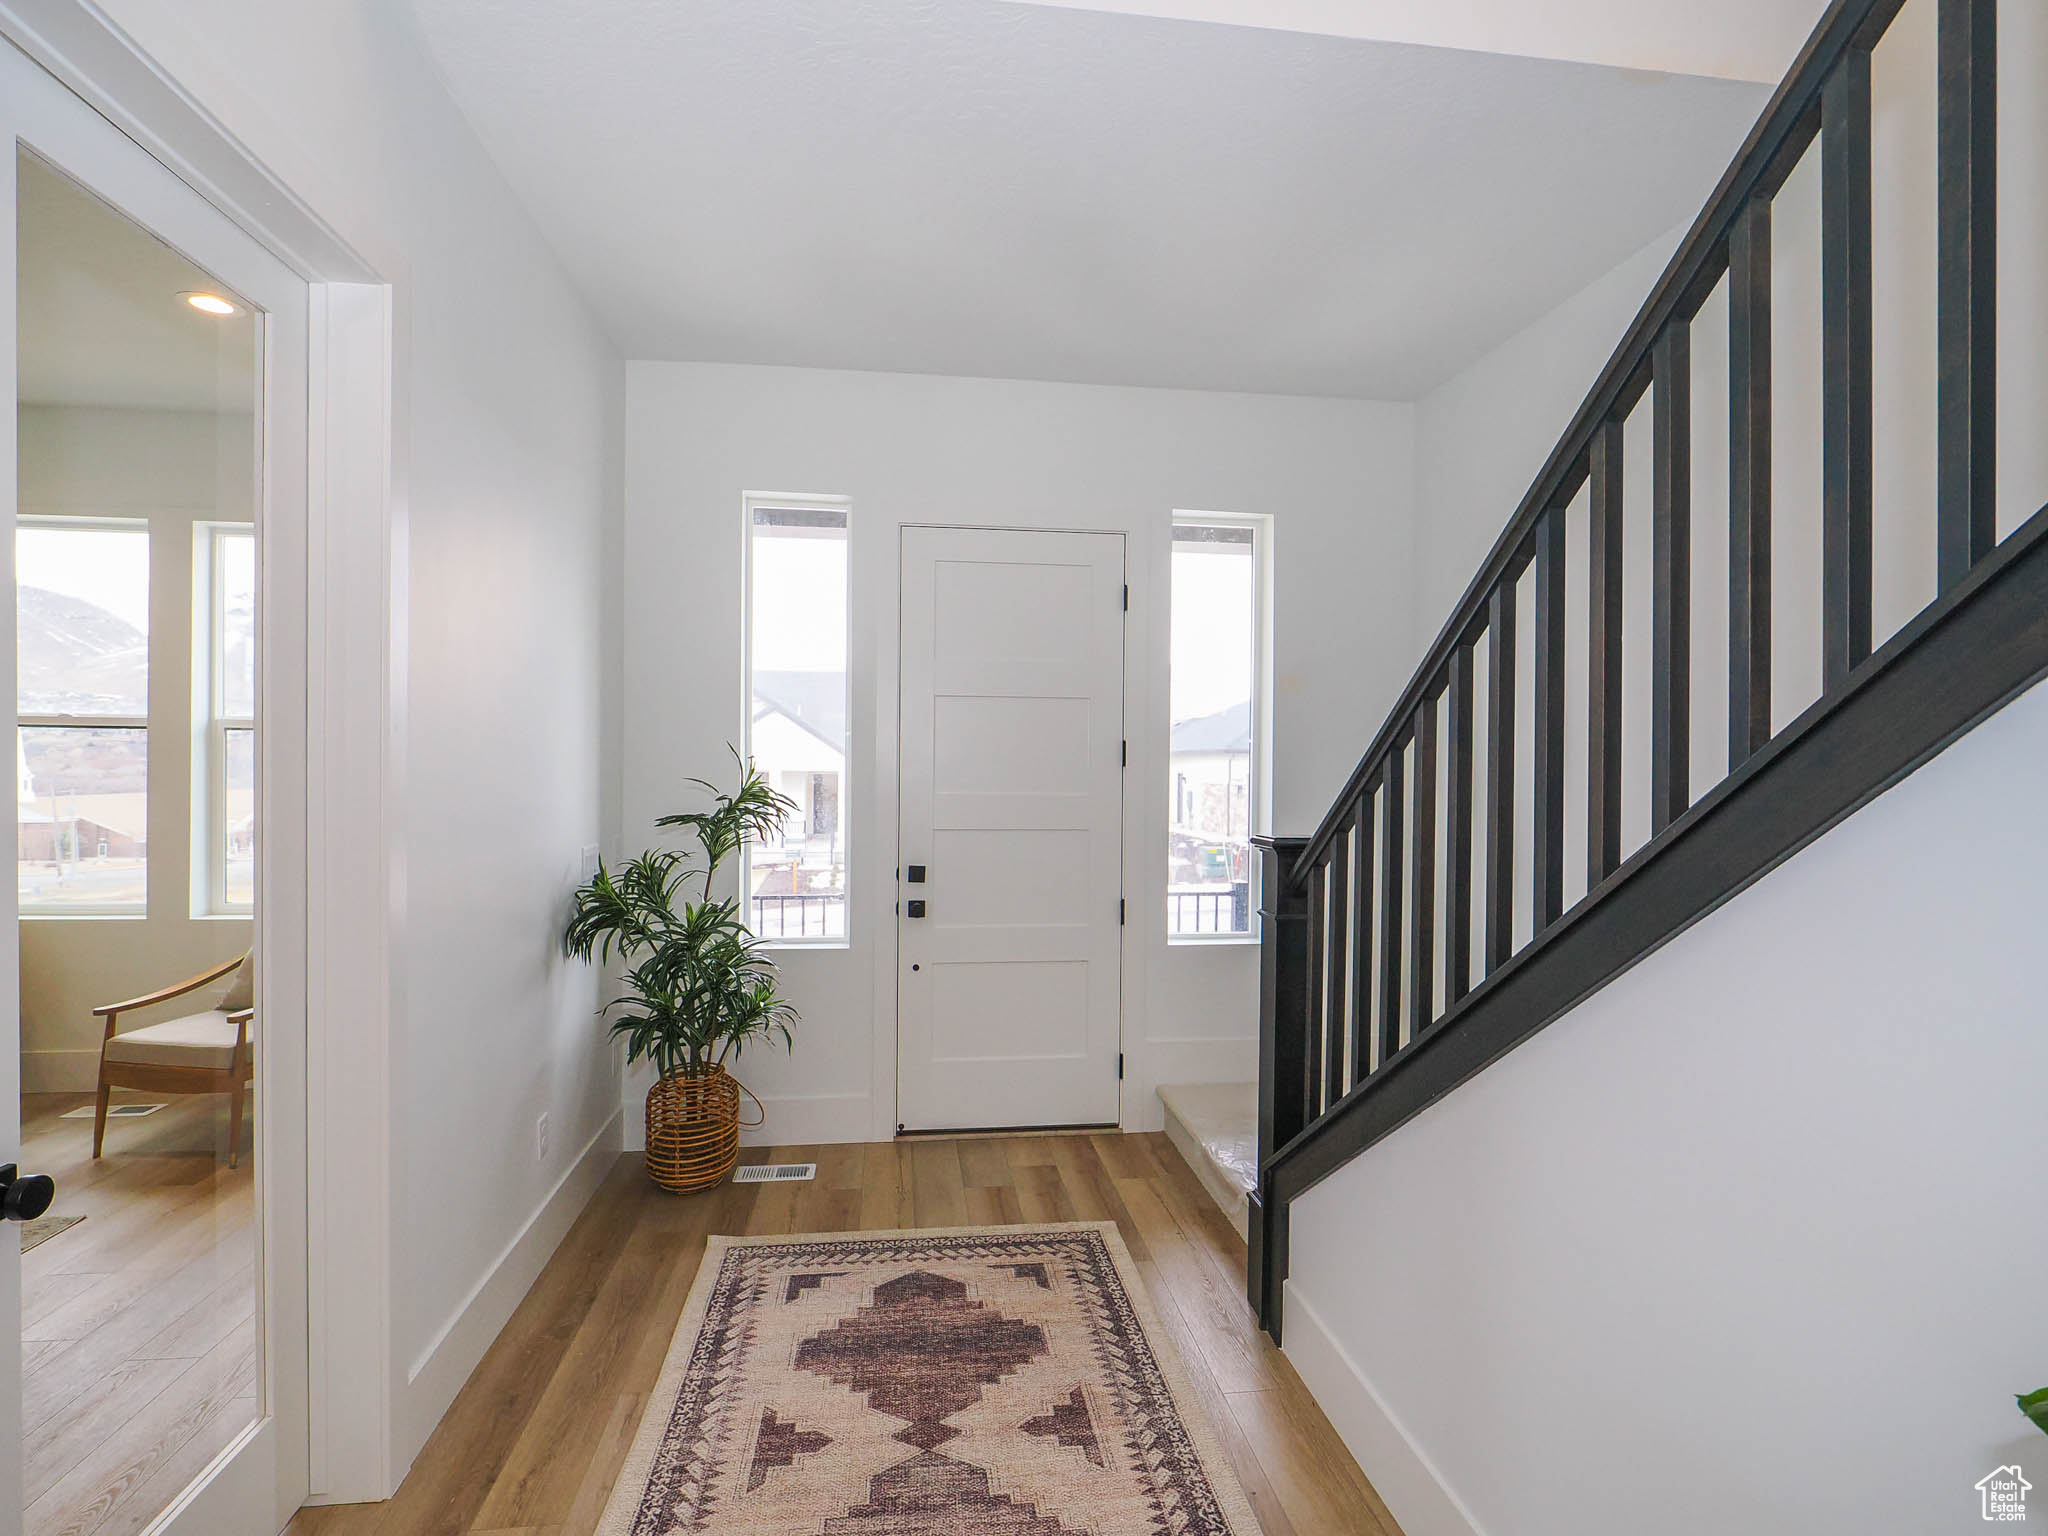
top-left (103, 1011), bottom-right (244, 1070)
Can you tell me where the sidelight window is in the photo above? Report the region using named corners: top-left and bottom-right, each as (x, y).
top-left (1168, 515), bottom-right (1268, 938)
top-left (743, 497), bottom-right (850, 943)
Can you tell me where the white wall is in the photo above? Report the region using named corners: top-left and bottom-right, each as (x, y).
top-left (1287, 672), bottom-right (2048, 1536)
top-left (624, 361), bottom-right (1415, 1142)
top-left (81, 0), bottom-right (626, 1487)
top-left (1409, 226), bottom-right (1683, 661)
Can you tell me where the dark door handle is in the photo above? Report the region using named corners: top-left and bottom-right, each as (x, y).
top-left (0, 1163), bottom-right (55, 1223)
top-left (906, 899), bottom-right (927, 919)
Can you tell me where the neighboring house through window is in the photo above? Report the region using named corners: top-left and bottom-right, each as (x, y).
top-left (1168, 515), bottom-right (1268, 938)
top-left (744, 497), bottom-right (850, 942)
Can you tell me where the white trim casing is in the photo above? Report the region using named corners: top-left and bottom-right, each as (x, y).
top-left (304, 280), bottom-right (396, 1503)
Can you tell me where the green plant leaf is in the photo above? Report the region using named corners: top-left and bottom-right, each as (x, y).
top-left (565, 745), bottom-right (800, 1080)
top-left (2020, 1387), bottom-right (2048, 1436)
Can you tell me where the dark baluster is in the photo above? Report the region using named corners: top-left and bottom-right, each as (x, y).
top-left (1588, 419), bottom-right (1625, 882)
top-left (1409, 696), bottom-right (1438, 1038)
top-left (1823, 49), bottom-right (1875, 692)
top-left (1532, 508), bottom-right (1567, 929)
top-left (1377, 741), bottom-right (1406, 1068)
top-left (1652, 323), bottom-right (1692, 834)
top-left (1729, 198), bottom-right (1774, 765)
top-left (1937, 0), bottom-right (1997, 590)
top-left (1443, 637), bottom-right (1475, 1005)
top-left (1322, 828), bottom-right (1350, 1099)
top-left (1305, 862), bottom-right (1328, 1117)
top-left (1348, 786), bottom-right (1375, 1080)
top-left (1484, 578), bottom-right (1517, 972)
top-left (1249, 836), bottom-right (1310, 1328)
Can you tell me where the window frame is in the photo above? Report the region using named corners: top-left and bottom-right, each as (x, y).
top-left (16, 513), bottom-right (152, 918)
top-left (740, 491), bottom-right (853, 949)
top-left (195, 521), bottom-right (255, 916)
top-left (1167, 510), bottom-right (1272, 945)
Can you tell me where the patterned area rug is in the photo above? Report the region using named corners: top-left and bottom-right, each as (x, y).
top-left (599, 1222), bottom-right (1263, 1535)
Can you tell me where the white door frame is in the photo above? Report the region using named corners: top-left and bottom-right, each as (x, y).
top-left (0, 0), bottom-right (400, 1512)
top-left (893, 525), bottom-right (1127, 1132)
top-left (881, 521), bottom-right (1145, 1138)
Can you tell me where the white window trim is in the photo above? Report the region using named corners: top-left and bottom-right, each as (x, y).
top-left (195, 521), bottom-right (254, 916)
top-left (740, 491), bottom-right (853, 949)
top-left (17, 513), bottom-right (151, 918)
top-left (1168, 509), bottom-right (1273, 945)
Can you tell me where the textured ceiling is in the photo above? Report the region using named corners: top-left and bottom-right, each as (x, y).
top-left (399, 0), bottom-right (1770, 399)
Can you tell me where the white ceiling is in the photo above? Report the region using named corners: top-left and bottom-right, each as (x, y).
top-left (1003, 0), bottom-right (1829, 85)
top-left (17, 152), bottom-right (259, 413)
top-left (400, 0), bottom-right (1771, 400)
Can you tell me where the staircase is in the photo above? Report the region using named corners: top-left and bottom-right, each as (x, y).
top-left (1157, 1082), bottom-right (1257, 1237)
top-left (1250, 0), bottom-right (2046, 1341)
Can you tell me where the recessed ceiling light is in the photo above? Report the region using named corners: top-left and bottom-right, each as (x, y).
top-left (182, 292), bottom-right (237, 316)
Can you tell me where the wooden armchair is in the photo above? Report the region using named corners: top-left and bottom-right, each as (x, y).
top-left (92, 953), bottom-right (255, 1167)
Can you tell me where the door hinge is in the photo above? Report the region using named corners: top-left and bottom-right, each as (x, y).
top-left (1122, 584), bottom-right (1129, 611)
top-left (1118, 1053), bottom-right (1125, 1081)
top-left (1119, 898), bottom-right (1126, 925)
top-left (1121, 739), bottom-right (1127, 767)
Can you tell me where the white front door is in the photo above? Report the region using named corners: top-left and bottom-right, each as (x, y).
top-left (2, 34), bottom-right (310, 1536)
top-left (897, 527), bottom-right (1125, 1131)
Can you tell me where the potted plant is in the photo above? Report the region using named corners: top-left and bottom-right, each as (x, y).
top-left (564, 753), bottom-right (800, 1193)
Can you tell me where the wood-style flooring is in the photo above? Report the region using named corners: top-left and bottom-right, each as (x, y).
top-left (18, 1090), bottom-right (257, 1536)
top-left (286, 1132), bottom-right (1401, 1536)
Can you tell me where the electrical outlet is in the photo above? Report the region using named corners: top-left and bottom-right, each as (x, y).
top-left (536, 1112), bottom-right (551, 1163)
top-left (579, 843), bottom-right (601, 881)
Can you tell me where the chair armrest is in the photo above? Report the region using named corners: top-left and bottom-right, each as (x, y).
top-left (93, 955), bottom-right (245, 1018)
top-left (226, 1008), bottom-right (255, 1026)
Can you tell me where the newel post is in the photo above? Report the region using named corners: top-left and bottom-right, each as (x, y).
top-left (1248, 834), bottom-right (1311, 1339)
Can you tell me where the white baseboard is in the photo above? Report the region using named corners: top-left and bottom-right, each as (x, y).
top-left (1282, 1282), bottom-right (1488, 1536)
top-left (22, 1048), bottom-right (100, 1093)
top-left (619, 1088), bottom-right (872, 1149)
top-left (394, 1108), bottom-right (623, 1473)
top-left (737, 1091), bottom-right (871, 1146)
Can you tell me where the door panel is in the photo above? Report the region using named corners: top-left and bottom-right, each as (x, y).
top-left (898, 527), bottom-right (1124, 1131)
top-left (3, 33), bottom-right (308, 1536)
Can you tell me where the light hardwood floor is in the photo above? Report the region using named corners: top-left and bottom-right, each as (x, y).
top-left (286, 1131), bottom-right (1400, 1536)
top-left (18, 1090), bottom-right (257, 1536)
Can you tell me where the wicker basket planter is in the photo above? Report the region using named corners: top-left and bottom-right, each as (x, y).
top-left (644, 1065), bottom-right (761, 1194)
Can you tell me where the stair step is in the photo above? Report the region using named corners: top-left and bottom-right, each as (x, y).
top-left (1157, 1082), bottom-right (1256, 1239)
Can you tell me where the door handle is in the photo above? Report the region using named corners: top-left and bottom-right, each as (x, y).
top-left (0, 1163), bottom-right (55, 1223)
top-left (906, 899), bottom-right (927, 919)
